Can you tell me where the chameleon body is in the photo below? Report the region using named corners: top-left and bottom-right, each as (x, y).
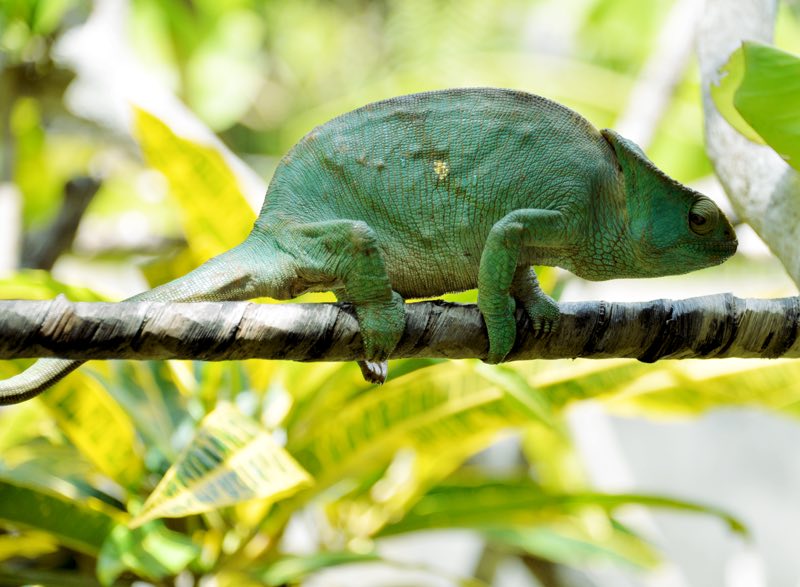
top-left (0, 88), bottom-right (737, 404)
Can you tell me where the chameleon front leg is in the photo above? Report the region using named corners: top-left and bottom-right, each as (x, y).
top-left (477, 209), bottom-right (565, 364)
top-left (294, 220), bottom-right (405, 382)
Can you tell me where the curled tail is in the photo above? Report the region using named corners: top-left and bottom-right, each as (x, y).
top-left (0, 238), bottom-right (279, 405)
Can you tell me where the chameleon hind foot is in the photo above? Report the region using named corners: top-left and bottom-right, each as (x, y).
top-left (354, 290), bottom-right (406, 365)
top-left (358, 360), bottom-right (389, 384)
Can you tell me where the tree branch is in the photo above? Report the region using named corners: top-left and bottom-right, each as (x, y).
top-left (698, 0), bottom-right (800, 287)
top-left (21, 176), bottom-right (101, 270)
top-left (0, 296), bottom-right (797, 363)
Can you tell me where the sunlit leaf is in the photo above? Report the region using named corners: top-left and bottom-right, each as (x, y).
top-left (39, 372), bottom-right (145, 490)
top-left (133, 403), bottom-right (311, 527)
top-left (0, 530), bottom-right (59, 562)
top-left (0, 478), bottom-right (120, 556)
top-left (712, 41), bottom-right (800, 170)
top-left (289, 363), bottom-right (537, 489)
top-left (133, 109), bottom-right (255, 265)
top-left (710, 43), bottom-right (764, 143)
top-left (97, 522), bottom-right (199, 586)
top-left (0, 270), bottom-right (105, 301)
top-left (379, 475), bottom-right (746, 537)
top-left (486, 522), bottom-right (660, 570)
top-left (252, 551), bottom-right (381, 586)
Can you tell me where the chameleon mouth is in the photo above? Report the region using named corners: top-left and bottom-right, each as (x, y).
top-left (699, 240), bottom-right (738, 259)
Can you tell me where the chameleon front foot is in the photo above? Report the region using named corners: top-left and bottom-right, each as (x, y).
top-left (480, 292), bottom-right (561, 363)
top-left (522, 292), bottom-right (561, 335)
top-left (480, 295), bottom-right (518, 364)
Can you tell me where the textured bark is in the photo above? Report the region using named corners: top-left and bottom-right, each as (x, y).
top-left (0, 296), bottom-right (797, 362)
top-left (698, 0), bottom-right (800, 286)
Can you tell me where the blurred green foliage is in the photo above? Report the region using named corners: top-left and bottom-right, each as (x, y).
top-left (1, 0), bottom-right (799, 585)
top-left (712, 41), bottom-right (800, 171)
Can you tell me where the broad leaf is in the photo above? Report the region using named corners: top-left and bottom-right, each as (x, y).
top-left (0, 478), bottom-right (120, 556)
top-left (485, 522), bottom-right (660, 570)
top-left (39, 372), bottom-right (145, 490)
top-left (133, 403), bottom-right (311, 526)
top-left (379, 475), bottom-right (745, 537)
top-left (712, 41), bottom-right (800, 170)
top-left (133, 109), bottom-right (255, 265)
top-left (252, 551), bottom-right (381, 586)
top-left (289, 363), bottom-right (539, 489)
top-left (97, 522), bottom-right (199, 586)
top-left (0, 530), bottom-right (59, 562)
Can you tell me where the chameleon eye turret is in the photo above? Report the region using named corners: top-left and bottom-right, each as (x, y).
top-left (688, 197), bottom-right (720, 235)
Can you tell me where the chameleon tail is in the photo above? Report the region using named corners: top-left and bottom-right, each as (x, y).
top-left (0, 239), bottom-right (271, 405)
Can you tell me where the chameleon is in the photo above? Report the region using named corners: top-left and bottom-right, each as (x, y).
top-left (0, 88), bottom-right (737, 405)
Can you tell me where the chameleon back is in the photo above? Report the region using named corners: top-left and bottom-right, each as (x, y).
top-left (259, 88), bottom-right (619, 297)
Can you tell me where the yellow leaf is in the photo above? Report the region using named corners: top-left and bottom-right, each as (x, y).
top-left (133, 403), bottom-right (311, 527)
top-left (133, 109), bottom-right (256, 264)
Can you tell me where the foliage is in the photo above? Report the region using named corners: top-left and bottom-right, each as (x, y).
top-left (712, 41), bottom-right (800, 172)
top-left (1, 0), bottom-right (798, 585)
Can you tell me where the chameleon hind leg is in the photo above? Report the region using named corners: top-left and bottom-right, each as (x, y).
top-left (334, 288), bottom-right (390, 384)
top-left (478, 209), bottom-right (564, 364)
top-left (292, 220), bottom-right (405, 382)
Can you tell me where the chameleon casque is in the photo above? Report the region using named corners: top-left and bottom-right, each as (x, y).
top-left (0, 88), bottom-right (737, 404)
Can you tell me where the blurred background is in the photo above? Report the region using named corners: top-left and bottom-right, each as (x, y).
top-left (1, 1), bottom-right (800, 586)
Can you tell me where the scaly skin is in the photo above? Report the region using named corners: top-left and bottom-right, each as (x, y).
top-left (0, 88), bottom-right (738, 404)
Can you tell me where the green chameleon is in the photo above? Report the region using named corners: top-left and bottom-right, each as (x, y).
top-left (0, 88), bottom-right (737, 404)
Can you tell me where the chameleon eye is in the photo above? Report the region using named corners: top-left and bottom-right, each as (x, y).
top-left (688, 198), bottom-right (718, 235)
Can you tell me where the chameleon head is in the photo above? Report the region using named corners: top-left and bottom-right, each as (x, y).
top-left (598, 129), bottom-right (738, 279)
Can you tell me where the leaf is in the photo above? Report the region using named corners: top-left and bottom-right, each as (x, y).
top-left (252, 551), bottom-right (381, 586)
top-left (0, 270), bottom-right (106, 301)
top-left (133, 109), bottom-right (255, 265)
top-left (0, 530), bottom-right (59, 562)
top-left (289, 363), bottom-right (537, 489)
top-left (0, 478), bottom-right (120, 556)
top-left (97, 522), bottom-right (199, 586)
top-left (712, 41), bottom-right (800, 170)
top-left (710, 43), bottom-right (764, 143)
top-left (378, 475), bottom-right (746, 537)
top-left (133, 403), bottom-right (311, 527)
top-left (39, 371), bottom-right (146, 490)
top-left (485, 522), bottom-right (660, 570)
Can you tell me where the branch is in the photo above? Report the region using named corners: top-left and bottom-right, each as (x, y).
top-left (0, 296), bottom-right (797, 362)
top-left (614, 0), bottom-right (701, 149)
top-left (698, 0), bottom-right (800, 287)
top-left (21, 176), bottom-right (101, 270)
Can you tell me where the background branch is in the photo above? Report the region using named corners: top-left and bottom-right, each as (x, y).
top-left (21, 176), bottom-right (101, 270)
top-left (0, 296), bottom-right (797, 363)
top-left (698, 0), bottom-right (800, 287)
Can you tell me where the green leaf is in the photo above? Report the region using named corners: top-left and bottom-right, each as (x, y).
top-left (711, 43), bottom-right (764, 143)
top-left (0, 530), bottom-right (59, 562)
top-left (0, 270), bottom-right (106, 301)
top-left (0, 478), bottom-right (120, 556)
top-left (97, 522), bottom-right (199, 586)
top-left (486, 523), bottom-right (660, 570)
top-left (289, 363), bottom-right (537, 490)
top-left (133, 403), bottom-right (311, 527)
top-left (379, 475), bottom-right (746, 537)
top-left (133, 109), bottom-right (255, 265)
top-left (39, 372), bottom-right (146, 490)
top-left (252, 551), bottom-right (381, 586)
top-left (712, 41), bottom-right (800, 170)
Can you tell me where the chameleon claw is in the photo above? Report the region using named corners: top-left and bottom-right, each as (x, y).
top-left (359, 360), bottom-right (388, 384)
